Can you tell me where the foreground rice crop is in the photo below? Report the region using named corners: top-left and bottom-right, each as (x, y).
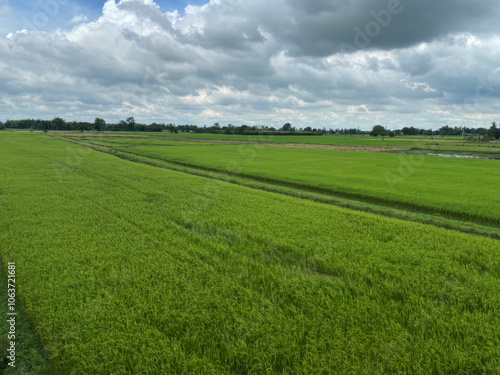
top-left (1, 133), bottom-right (499, 374)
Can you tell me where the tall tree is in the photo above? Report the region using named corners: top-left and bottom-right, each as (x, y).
top-left (94, 118), bottom-right (106, 132)
top-left (51, 117), bottom-right (66, 131)
top-left (126, 117), bottom-right (135, 131)
top-left (488, 122), bottom-right (500, 139)
top-left (370, 125), bottom-right (385, 137)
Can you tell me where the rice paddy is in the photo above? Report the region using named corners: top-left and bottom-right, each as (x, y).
top-left (1, 132), bottom-right (499, 374)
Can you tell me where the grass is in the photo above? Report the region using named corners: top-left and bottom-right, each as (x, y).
top-left (109, 132), bottom-right (500, 156)
top-left (56, 134), bottom-right (500, 240)
top-left (69, 136), bottom-right (500, 227)
top-left (0, 259), bottom-right (54, 374)
top-left (114, 131), bottom-right (463, 146)
top-left (0, 132), bottom-right (499, 374)
top-left (56, 130), bottom-right (500, 150)
top-left (17, 129), bottom-right (500, 158)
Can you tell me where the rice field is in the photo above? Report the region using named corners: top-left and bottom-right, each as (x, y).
top-left (96, 131), bottom-right (500, 155)
top-left (75, 136), bottom-right (500, 226)
top-left (113, 131), bottom-right (463, 147)
top-left (1, 132), bottom-right (499, 374)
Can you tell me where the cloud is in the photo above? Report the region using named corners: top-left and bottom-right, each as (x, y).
top-left (0, 0), bottom-right (500, 129)
top-left (70, 14), bottom-right (88, 24)
top-left (265, 0), bottom-right (500, 56)
top-left (0, 0), bottom-right (10, 15)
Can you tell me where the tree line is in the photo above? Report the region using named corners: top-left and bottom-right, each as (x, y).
top-left (0, 117), bottom-right (498, 139)
top-left (0, 118), bottom-right (319, 135)
top-left (369, 124), bottom-right (499, 138)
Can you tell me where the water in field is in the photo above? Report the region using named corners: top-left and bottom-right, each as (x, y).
top-left (398, 151), bottom-right (498, 160)
top-left (426, 153), bottom-right (491, 159)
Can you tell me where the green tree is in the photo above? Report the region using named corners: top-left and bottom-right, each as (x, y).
top-left (41, 121), bottom-right (51, 133)
top-left (166, 124), bottom-right (177, 133)
top-left (370, 125), bottom-right (385, 137)
top-left (94, 118), bottom-right (106, 132)
top-left (488, 122), bottom-right (500, 140)
top-left (126, 117), bottom-right (136, 131)
top-left (212, 122), bottom-right (221, 134)
top-left (119, 120), bottom-right (128, 131)
top-left (51, 117), bottom-right (66, 131)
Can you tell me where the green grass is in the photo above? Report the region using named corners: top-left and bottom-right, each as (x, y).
top-left (61, 131), bottom-right (500, 161)
top-left (1, 132), bottom-right (499, 374)
top-left (0, 260), bottom-right (54, 374)
top-left (115, 131), bottom-right (500, 154)
top-left (62, 131), bottom-right (485, 149)
top-left (143, 132), bottom-right (426, 146)
top-left (118, 131), bottom-right (462, 144)
top-left (57, 134), bottom-right (500, 239)
top-left (79, 138), bottom-right (500, 226)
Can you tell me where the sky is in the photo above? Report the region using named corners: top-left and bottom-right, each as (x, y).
top-left (1, 0), bottom-right (500, 130)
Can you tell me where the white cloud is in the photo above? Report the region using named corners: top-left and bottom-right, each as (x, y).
top-left (0, 0), bottom-right (10, 15)
top-left (200, 108), bottom-right (224, 119)
top-left (70, 14), bottom-right (88, 24)
top-left (0, 0), bottom-right (499, 129)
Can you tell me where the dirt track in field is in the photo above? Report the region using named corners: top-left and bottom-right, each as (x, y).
top-left (53, 132), bottom-right (409, 152)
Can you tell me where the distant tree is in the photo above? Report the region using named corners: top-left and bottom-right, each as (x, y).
top-left (280, 123), bottom-right (293, 131)
top-left (51, 117), bottom-right (66, 131)
top-left (223, 124), bottom-right (235, 134)
top-left (439, 125), bottom-right (457, 136)
top-left (212, 122), bottom-right (221, 133)
top-left (134, 123), bottom-right (147, 132)
top-left (488, 122), bottom-right (500, 140)
top-left (41, 121), bottom-right (51, 133)
top-left (148, 123), bottom-right (165, 132)
top-left (0, 122), bottom-right (4, 130)
top-left (126, 117), bottom-right (136, 131)
top-left (166, 124), bottom-right (177, 133)
top-left (94, 118), bottom-right (106, 132)
top-left (236, 125), bottom-right (251, 134)
top-left (118, 120), bottom-right (128, 131)
top-left (370, 125), bottom-right (385, 137)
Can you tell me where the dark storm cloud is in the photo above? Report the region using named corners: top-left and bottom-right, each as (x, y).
top-left (270, 0), bottom-right (500, 56)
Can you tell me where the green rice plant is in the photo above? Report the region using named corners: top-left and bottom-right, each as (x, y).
top-left (0, 132), bottom-right (499, 374)
top-left (101, 141), bottom-right (500, 226)
top-left (0, 260), bottom-right (54, 374)
top-left (107, 131), bottom-right (467, 148)
top-left (63, 131), bottom-right (500, 157)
